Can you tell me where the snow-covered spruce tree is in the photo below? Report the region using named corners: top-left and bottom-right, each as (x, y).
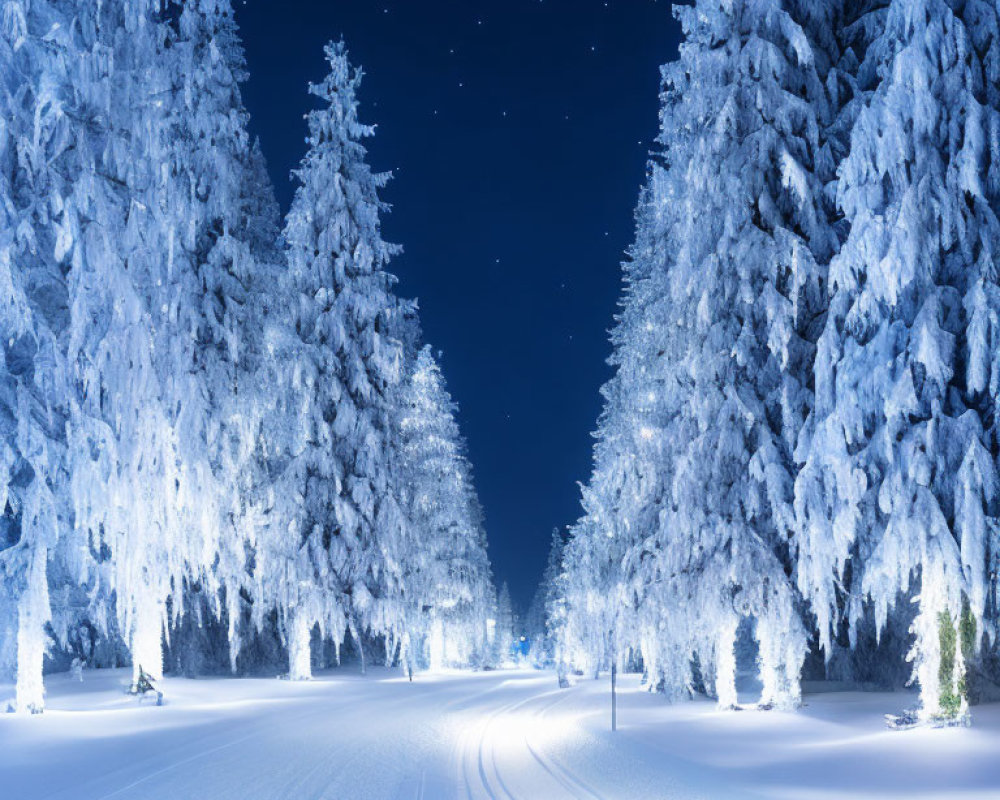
top-left (556, 182), bottom-right (680, 684)
top-left (586, 173), bottom-right (691, 696)
top-left (159, 0), bottom-right (285, 673)
top-left (395, 345), bottom-right (493, 671)
top-left (794, 0), bottom-right (1000, 721)
top-left (559, 513), bottom-right (627, 680)
top-left (648, 0), bottom-right (848, 709)
top-left (558, 0), bottom-right (842, 708)
top-left (491, 582), bottom-right (516, 666)
top-left (545, 541), bottom-right (571, 683)
top-left (368, 307), bottom-right (421, 675)
top-left (526, 528), bottom-right (564, 667)
top-left (0, 0), bottom-right (83, 712)
top-left (54, 0), bottom-right (281, 685)
top-left (59, 0), bottom-right (249, 684)
top-left (554, 168), bottom-right (687, 692)
top-left (64, 0), bottom-right (182, 684)
top-left (261, 41), bottom-right (408, 680)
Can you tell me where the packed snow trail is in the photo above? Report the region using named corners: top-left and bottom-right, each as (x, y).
top-left (2, 669), bottom-right (1000, 799)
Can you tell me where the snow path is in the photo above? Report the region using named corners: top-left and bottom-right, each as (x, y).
top-left (2, 668), bottom-right (999, 799)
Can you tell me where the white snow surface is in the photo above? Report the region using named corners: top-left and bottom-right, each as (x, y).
top-left (1, 668), bottom-right (998, 799)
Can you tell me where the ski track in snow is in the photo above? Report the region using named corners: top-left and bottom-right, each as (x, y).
top-left (3, 668), bottom-right (1000, 799)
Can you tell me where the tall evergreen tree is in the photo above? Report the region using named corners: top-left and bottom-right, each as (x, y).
top-left (162, 0), bottom-right (284, 671)
top-left (62, 0), bottom-right (215, 684)
top-left (558, 515), bottom-right (620, 680)
top-left (655, 0), bottom-right (846, 709)
top-left (559, 0), bottom-right (844, 709)
top-left (581, 176), bottom-right (685, 694)
top-left (526, 528), bottom-right (565, 667)
top-left (491, 582), bottom-right (516, 666)
top-left (395, 346), bottom-right (493, 670)
top-left (60, 0), bottom-right (276, 684)
top-left (0, 0), bottom-right (83, 712)
top-left (794, 0), bottom-right (1000, 720)
top-left (261, 41), bottom-right (408, 680)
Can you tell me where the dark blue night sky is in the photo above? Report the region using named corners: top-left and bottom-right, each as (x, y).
top-left (236, 1), bottom-right (681, 612)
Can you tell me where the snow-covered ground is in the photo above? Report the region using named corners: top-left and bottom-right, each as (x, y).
top-left (1, 668), bottom-right (998, 799)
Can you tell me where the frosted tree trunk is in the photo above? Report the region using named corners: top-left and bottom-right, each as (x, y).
top-left (911, 599), bottom-right (967, 721)
top-left (227, 591), bottom-right (241, 675)
top-left (384, 631), bottom-right (396, 668)
top-left (131, 595), bottom-right (164, 684)
top-left (15, 548), bottom-right (50, 714)
top-left (757, 619), bottom-right (800, 710)
top-left (557, 659), bottom-right (569, 689)
top-left (428, 617), bottom-right (445, 671)
top-left (911, 601), bottom-right (942, 718)
top-left (905, 560), bottom-right (971, 722)
top-left (288, 607), bottom-right (313, 681)
top-left (640, 635), bottom-right (657, 693)
top-left (400, 631), bottom-right (413, 682)
top-left (715, 617), bottom-right (739, 709)
top-left (350, 618), bottom-right (367, 676)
